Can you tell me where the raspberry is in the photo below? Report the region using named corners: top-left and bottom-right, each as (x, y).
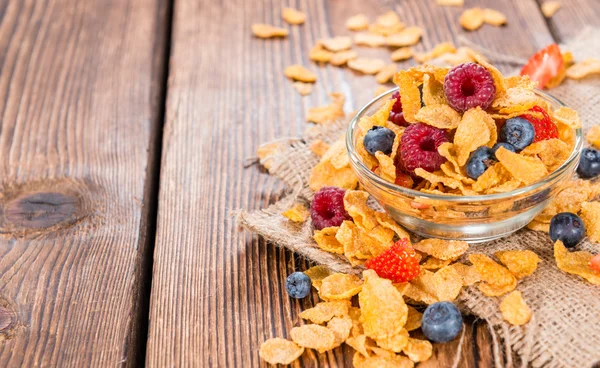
top-left (388, 91), bottom-right (408, 126)
top-left (443, 63), bottom-right (496, 112)
top-left (522, 106), bottom-right (558, 142)
top-left (365, 239), bottom-right (420, 283)
top-left (310, 186), bottom-right (351, 230)
top-left (400, 123), bottom-right (449, 174)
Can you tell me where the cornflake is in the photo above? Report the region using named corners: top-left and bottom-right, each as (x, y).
top-left (313, 226), bottom-right (344, 254)
top-left (348, 58), bottom-right (386, 75)
top-left (448, 263), bottom-right (481, 286)
top-left (394, 70), bottom-right (421, 122)
top-left (586, 126), bottom-right (600, 149)
top-left (307, 93), bottom-right (345, 124)
top-left (259, 338), bottom-right (305, 365)
top-left (413, 238), bottom-right (469, 260)
top-left (494, 250), bottom-right (540, 279)
top-left (346, 14), bottom-right (369, 31)
top-left (581, 202), bottom-right (600, 243)
top-left (284, 64), bottom-right (317, 82)
top-left (495, 147), bottom-right (548, 185)
top-left (299, 300), bottom-right (351, 324)
top-left (354, 33), bottom-right (387, 47)
top-left (319, 37), bottom-right (352, 52)
top-left (554, 240), bottom-right (600, 285)
top-left (309, 139), bottom-right (330, 156)
top-left (414, 42), bottom-right (456, 63)
top-left (330, 50), bottom-right (358, 66)
top-left (309, 44), bottom-right (333, 63)
top-left (375, 64), bottom-right (397, 84)
top-left (459, 8), bottom-right (485, 31)
top-left (290, 324), bottom-right (337, 353)
top-left (483, 9), bottom-right (507, 26)
top-left (391, 47), bottom-right (414, 62)
top-left (541, 1), bottom-right (561, 18)
top-left (436, 0), bottom-right (464, 6)
top-left (319, 273), bottom-right (364, 300)
top-left (293, 81), bottom-right (313, 96)
top-left (415, 104), bottom-right (461, 129)
top-left (282, 7), bottom-right (306, 25)
top-left (422, 74), bottom-right (448, 106)
top-left (403, 338), bottom-right (433, 363)
top-left (469, 253), bottom-right (516, 287)
top-left (405, 306), bottom-right (423, 331)
top-left (282, 203), bottom-right (310, 223)
top-left (304, 265), bottom-right (333, 291)
top-left (327, 316), bottom-right (353, 347)
top-left (385, 27), bottom-right (423, 47)
top-left (252, 23), bottom-right (289, 38)
top-left (566, 58), bottom-right (600, 79)
top-left (500, 291), bottom-right (532, 325)
top-left (454, 108), bottom-right (494, 165)
top-left (521, 139), bottom-right (569, 172)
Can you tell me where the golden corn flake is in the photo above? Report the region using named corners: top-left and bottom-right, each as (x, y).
top-left (385, 26), bottom-right (423, 47)
top-left (307, 92), bottom-right (345, 124)
top-left (554, 240), bottom-right (600, 285)
top-left (459, 8), bottom-right (485, 31)
top-left (348, 307), bottom-right (363, 337)
top-left (415, 104), bottom-right (461, 129)
top-left (374, 152), bottom-right (397, 183)
top-left (282, 203), bottom-right (310, 223)
top-left (448, 263), bottom-right (481, 286)
top-left (358, 99), bottom-right (394, 132)
top-left (353, 351), bottom-right (414, 368)
top-left (422, 74), bottom-right (448, 106)
top-left (369, 11), bottom-right (405, 36)
top-left (319, 273), bottom-right (364, 300)
top-left (344, 190), bottom-right (379, 230)
top-left (293, 81), bottom-right (313, 96)
top-left (375, 212), bottom-right (411, 239)
top-left (319, 37), bottom-right (352, 52)
top-left (304, 265), bottom-right (333, 290)
top-left (313, 226), bottom-right (344, 254)
top-left (535, 179), bottom-right (600, 223)
top-left (252, 23), bottom-right (289, 38)
top-left (376, 10), bottom-right (402, 28)
top-left (359, 270), bottom-right (408, 342)
top-left (520, 138), bottom-right (569, 172)
top-left (455, 108), bottom-right (494, 165)
top-left (436, 0), bottom-right (464, 6)
top-left (552, 106), bottom-right (581, 128)
top-left (282, 7), bottom-right (306, 25)
top-left (346, 334), bottom-right (370, 357)
top-left (394, 70), bottom-right (421, 122)
top-left (354, 33), bottom-right (387, 47)
top-left (259, 338), bottom-right (304, 365)
top-left (300, 300), bottom-right (351, 324)
top-left (347, 58), bottom-right (386, 75)
top-left (257, 141), bottom-right (284, 170)
top-left (327, 316), bottom-right (353, 347)
top-left (405, 306), bottom-right (423, 331)
top-left (421, 257), bottom-right (453, 270)
top-left (330, 50), bottom-right (358, 66)
top-left (323, 138), bottom-right (350, 169)
top-left (494, 250), bottom-right (540, 279)
top-left (472, 163), bottom-right (510, 193)
top-left (495, 147), bottom-right (548, 185)
top-left (527, 220), bottom-right (550, 233)
top-left (581, 201), bottom-right (600, 243)
top-left (309, 139), bottom-right (330, 156)
top-left (483, 8), bottom-right (507, 26)
top-left (586, 126), bottom-right (600, 149)
top-left (566, 58), bottom-right (600, 80)
top-left (469, 253), bottom-right (516, 287)
top-left (433, 265), bottom-right (464, 301)
top-left (346, 14), bottom-right (369, 31)
top-left (309, 44), bottom-right (333, 63)
top-left (491, 88), bottom-right (540, 114)
top-left (478, 276), bottom-right (517, 297)
top-left (413, 238), bottom-right (469, 260)
top-left (375, 64), bottom-right (397, 84)
top-left (404, 270), bottom-right (438, 305)
top-left (374, 328), bottom-right (409, 353)
top-left (309, 160), bottom-right (358, 190)
top-left (336, 220), bottom-right (363, 260)
top-left (500, 291), bottom-right (532, 326)
top-left (414, 42), bottom-right (456, 63)
top-left (439, 47), bottom-right (479, 66)
top-left (403, 338), bottom-right (433, 363)
top-left (284, 64), bottom-right (317, 82)
top-left (414, 169), bottom-right (463, 190)
top-left (290, 324), bottom-right (337, 353)
top-left (542, 1), bottom-right (561, 17)
top-left (391, 47), bottom-right (414, 62)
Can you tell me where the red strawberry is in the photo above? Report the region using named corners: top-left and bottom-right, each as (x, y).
top-left (365, 239), bottom-right (420, 283)
top-left (590, 254), bottom-right (600, 273)
top-left (395, 172), bottom-right (414, 188)
top-left (520, 44), bottom-right (564, 89)
top-left (522, 106), bottom-right (558, 142)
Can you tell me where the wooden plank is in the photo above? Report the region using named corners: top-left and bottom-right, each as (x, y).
top-left (0, 0), bottom-right (168, 366)
top-left (146, 0), bottom-right (554, 366)
top-left (537, 0), bottom-right (600, 42)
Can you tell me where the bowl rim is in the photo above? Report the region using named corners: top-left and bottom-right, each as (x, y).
top-left (346, 87), bottom-right (584, 203)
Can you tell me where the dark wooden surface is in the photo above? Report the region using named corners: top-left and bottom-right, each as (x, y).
top-left (0, 0), bottom-right (599, 367)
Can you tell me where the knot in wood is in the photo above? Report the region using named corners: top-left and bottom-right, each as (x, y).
top-left (4, 192), bottom-right (77, 229)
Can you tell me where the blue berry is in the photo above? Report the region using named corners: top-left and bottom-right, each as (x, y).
top-left (491, 142), bottom-right (516, 158)
top-left (364, 126), bottom-right (395, 156)
top-left (577, 148), bottom-right (600, 179)
top-left (422, 302), bottom-right (463, 343)
top-left (499, 117), bottom-right (535, 151)
top-left (549, 212), bottom-right (585, 248)
top-left (466, 147), bottom-right (495, 179)
top-left (286, 272), bottom-right (312, 298)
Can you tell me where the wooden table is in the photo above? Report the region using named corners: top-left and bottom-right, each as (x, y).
top-left (0, 0), bottom-right (598, 366)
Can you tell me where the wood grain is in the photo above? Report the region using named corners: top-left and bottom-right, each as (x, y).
top-left (536, 0), bottom-right (600, 42)
top-left (0, 0), bottom-right (168, 366)
top-left (146, 0), bottom-right (560, 367)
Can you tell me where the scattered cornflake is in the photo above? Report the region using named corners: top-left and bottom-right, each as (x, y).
top-left (438, 47), bottom-right (481, 66)
top-left (459, 8), bottom-right (485, 31)
top-left (527, 220), bottom-right (550, 233)
top-left (259, 338), bottom-right (305, 365)
top-left (448, 263), bottom-right (481, 286)
top-left (348, 58), bottom-right (386, 75)
top-left (422, 74), bottom-right (448, 106)
top-left (327, 316), bottom-right (353, 347)
top-left (421, 257), bottom-right (453, 270)
top-left (413, 238), bottom-right (469, 260)
top-left (581, 202), bottom-right (600, 243)
top-left (354, 33), bottom-right (387, 47)
top-left (293, 81), bottom-right (313, 96)
top-left (414, 42), bottom-right (456, 63)
top-left (500, 291), bottom-right (532, 326)
top-left (284, 64), bottom-right (317, 82)
top-left (393, 70), bottom-right (421, 122)
top-left (495, 147), bottom-right (548, 185)
top-left (330, 50), bottom-right (358, 66)
top-left (494, 250), bottom-right (540, 279)
top-left (552, 107), bottom-right (581, 128)
top-left (391, 47), bottom-right (414, 62)
top-left (403, 338), bottom-right (433, 363)
top-left (300, 300), bottom-right (351, 324)
top-left (309, 44), bottom-right (333, 63)
top-left (541, 1), bottom-right (561, 18)
top-left (521, 138), bottom-right (569, 172)
top-left (478, 277), bottom-right (517, 297)
top-left (454, 107), bottom-right (494, 165)
top-left (405, 306), bottom-right (423, 331)
top-left (369, 11), bottom-right (405, 36)
top-left (415, 104), bottom-right (461, 130)
top-left (432, 266), bottom-right (464, 301)
top-left (375, 64), bottom-right (397, 84)
top-left (555, 240), bottom-right (600, 285)
top-left (304, 265), bottom-right (333, 291)
top-left (404, 270), bottom-right (438, 304)
top-left (586, 126), bottom-right (600, 149)
top-left (309, 139), bottom-right (330, 156)
top-left (319, 37), bottom-right (352, 52)
top-left (353, 352), bottom-right (414, 367)
top-left (375, 152), bottom-right (397, 183)
top-left (534, 179), bottom-right (600, 223)
top-left (282, 203), bottom-right (310, 223)
top-left (307, 92), bottom-right (345, 124)
top-left (290, 324), bottom-right (337, 353)
top-left (469, 253), bottom-right (516, 287)
top-left (319, 273), bottom-right (364, 300)
top-left (436, 0), bottom-right (464, 6)
top-left (282, 7), bottom-right (306, 25)
top-left (566, 58), bottom-right (600, 80)
top-left (252, 23), bottom-right (289, 38)
top-left (385, 27), bottom-right (423, 47)
top-left (346, 14), bottom-right (369, 31)
top-left (491, 88), bottom-right (540, 113)
top-left (483, 8), bottom-right (507, 26)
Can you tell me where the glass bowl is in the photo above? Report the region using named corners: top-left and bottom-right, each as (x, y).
top-left (346, 88), bottom-right (583, 243)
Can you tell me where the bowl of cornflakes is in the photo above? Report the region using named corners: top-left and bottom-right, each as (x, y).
top-left (346, 62), bottom-right (583, 243)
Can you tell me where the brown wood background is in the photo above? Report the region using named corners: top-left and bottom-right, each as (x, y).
top-left (0, 0), bottom-right (598, 367)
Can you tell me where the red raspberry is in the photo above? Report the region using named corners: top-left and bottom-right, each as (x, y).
top-left (400, 123), bottom-right (449, 174)
top-left (443, 63), bottom-right (496, 112)
top-left (521, 106), bottom-right (558, 142)
top-left (365, 239), bottom-right (421, 283)
top-left (388, 91), bottom-right (408, 126)
top-left (310, 187), bottom-right (351, 230)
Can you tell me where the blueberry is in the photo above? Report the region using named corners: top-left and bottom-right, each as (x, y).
top-left (577, 148), bottom-right (600, 179)
top-left (466, 147), bottom-right (495, 179)
top-left (364, 126), bottom-right (396, 156)
top-left (491, 142), bottom-right (516, 158)
top-left (499, 117), bottom-right (535, 151)
top-left (422, 302), bottom-right (463, 343)
top-left (286, 272), bottom-right (312, 299)
top-left (549, 212), bottom-right (586, 248)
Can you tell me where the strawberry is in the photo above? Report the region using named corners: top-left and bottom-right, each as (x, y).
top-left (590, 254), bottom-right (600, 273)
top-left (520, 44), bottom-right (564, 89)
top-left (522, 106), bottom-right (558, 142)
top-left (365, 238), bottom-right (420, 283)
top-left (394, 173), bottom-right (414, 188)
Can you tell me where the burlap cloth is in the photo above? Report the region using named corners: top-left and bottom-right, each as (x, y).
top-left (238, 29), bottom-right (600, 367)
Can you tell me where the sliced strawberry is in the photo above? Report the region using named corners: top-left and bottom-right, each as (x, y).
top-left (394, 173), bottom-right (414, 188)
top-left (522, 106), bottom-right (558, 142)
top-left (365, 239), bottom-right (420, 283)
top-left (590, 254), bottom-right (600, 273)
top-left (520, 44), bottom-right (564, 89)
